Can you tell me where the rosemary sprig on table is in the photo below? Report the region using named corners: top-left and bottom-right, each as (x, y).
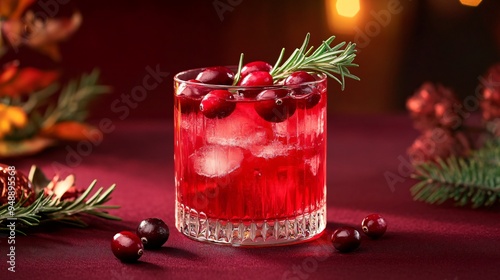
top-left (233, 33), bottom-right (359, 89)
top-left (0, 179), bottom-right (120, 234)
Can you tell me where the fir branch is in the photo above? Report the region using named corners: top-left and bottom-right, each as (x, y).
top-left (471, 139), bottom-right (500, 166)
top-left (410, 152), bottom-right (500, 208)
top-left (0, 181), bottom-right (120, 234)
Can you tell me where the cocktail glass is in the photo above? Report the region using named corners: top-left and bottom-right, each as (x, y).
top-left (174, 67), bottom-right (327, 246)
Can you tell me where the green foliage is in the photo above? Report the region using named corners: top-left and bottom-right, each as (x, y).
top-left (4, 69), bottom-right (110, 141)
top-left (411, 140), bottom-right (500, 208)
top-left (233, 33), bottom-right (359, 89)
top-left (41, 69), bottom-right (111, 127)
top-left (0, 180), bottom-right (120, 234)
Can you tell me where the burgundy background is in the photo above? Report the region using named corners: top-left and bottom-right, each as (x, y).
top-left (5, 0), bottom-right (500, 118)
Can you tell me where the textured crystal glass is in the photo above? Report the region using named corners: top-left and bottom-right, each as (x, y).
top-left (174, 68), bottom-right (327, 246)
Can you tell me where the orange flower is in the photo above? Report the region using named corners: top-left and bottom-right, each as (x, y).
top-left (0, 103), bottom-right (28, 139)
top-left (0, 60), bottom-right (59, 97)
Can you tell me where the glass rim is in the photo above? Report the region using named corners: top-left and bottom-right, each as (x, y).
top-left (173, 66), bottom-right (327, 91)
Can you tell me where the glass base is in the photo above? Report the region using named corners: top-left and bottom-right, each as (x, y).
top-left (175, 202), bottom-right (327, 247)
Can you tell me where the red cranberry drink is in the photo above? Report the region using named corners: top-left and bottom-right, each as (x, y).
top-left (174, 34), bottom-right (358, 246)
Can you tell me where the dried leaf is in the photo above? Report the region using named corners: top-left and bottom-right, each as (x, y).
top-left (0, 62), bottom-right (59, 97)
top-left (0, 136), bottom-right (55, 158)
top-left (2, 11), bottom-right (82, 60)
top-left (46, 174), bottom-right (75, 200)
top-left (40, 121), bottom-right (102, 142)
top-left (28, 165), bottom-right (51, 194)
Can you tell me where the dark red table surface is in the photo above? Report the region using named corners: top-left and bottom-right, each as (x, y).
top-left (3, 115), bottom-right (500, 280)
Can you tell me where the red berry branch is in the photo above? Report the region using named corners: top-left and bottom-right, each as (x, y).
top-left (407, 64), bottom-right (500, 208)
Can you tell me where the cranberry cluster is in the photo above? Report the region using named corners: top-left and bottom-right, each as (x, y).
top-left (111, 218), bottom-right (169, 262)
top-left (331, 213), bottom-right (387, 253)
top-left (176, 61), bottom-right (322, 123)
top-left (111, 215), bottom-right (385, 259)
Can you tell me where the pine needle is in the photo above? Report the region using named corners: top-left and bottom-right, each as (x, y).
top-left (0, 181), bottom-right (121, 234)
top-left (410, 140), bottom-right (500, 208)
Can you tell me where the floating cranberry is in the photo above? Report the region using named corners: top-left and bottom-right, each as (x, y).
top-left (111, 231), bottom-right (144, 262)
top-left (240, 61), bottom-right (272, 78)
top-left (361, 214), bottom-right (387, 239)
top-left (195, 66), bottom-right (234, 85)
top-left (137, 218), bottom-right (170, 249)
top-left (284, 71), bottom-right (316, 85)
top-left (176, 79), bottom-right (209, 113)
top-left (331, 227), bottom-right (361, 253)
top-left (239, 71), bottom-right (274, 98)
top-left (200, 90), bottom-right (236, 119)
top-left (254, 89), bottom-right (296, 123)
top-left (299, 93), bottom-right (321, 109)
top-left (240, 71), bottom-right (273, 87)
top-left (284, 71), bottom-right (321, 109)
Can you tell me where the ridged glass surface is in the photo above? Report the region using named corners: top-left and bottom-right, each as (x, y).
top-left (174, 69), bottom-right (327, 246)
top-left (176, 202), bottom-right (326, 246)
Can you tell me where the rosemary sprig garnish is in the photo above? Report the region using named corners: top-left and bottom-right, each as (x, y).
top-left (232, 53), bottom-right (244, 86)
top-left (0, 177), bottom-right (120, 235)
top-left (233, 33), bottom-right (359, 90)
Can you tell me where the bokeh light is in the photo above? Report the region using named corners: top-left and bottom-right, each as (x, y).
top-left (336, 0), bottom-right (360, 17)
top-left (459, 0), bottom-right (482, 7)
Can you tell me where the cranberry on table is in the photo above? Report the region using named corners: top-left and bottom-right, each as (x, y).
top-left (284, 71), bottom-right (321, 109)
top-left (195, 66), bottom-right (234, 85)
top-left (111, 231), bottom-right (144, 262)
top-left (361, 214), bottom-right (387, 239)
top-left (200, 90), bottom-right (236, 119)
top-left (176, 79), bottom-right (208, 113)
top-left (254, 89), bottom-right (296, 123)
top-left (137, 218), bottom-right (170, 249)
top-left (240, 61), bottom-right (272, 78)
top-left (331, 226), bottom-right (361, 253)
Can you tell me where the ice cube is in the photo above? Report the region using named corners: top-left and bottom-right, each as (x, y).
top-left (250, 141), bottom-right (289, 159)
top-left (273, 107), bottom-right (326, 138)
top-left (305, 155), bottom-right (321, 176)
top-left (180, 112), bottom-right (204, 132)
top-left (191, 145), bottom-right (244, 178)
top-left (205, 106), bottom-right (269, 149)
